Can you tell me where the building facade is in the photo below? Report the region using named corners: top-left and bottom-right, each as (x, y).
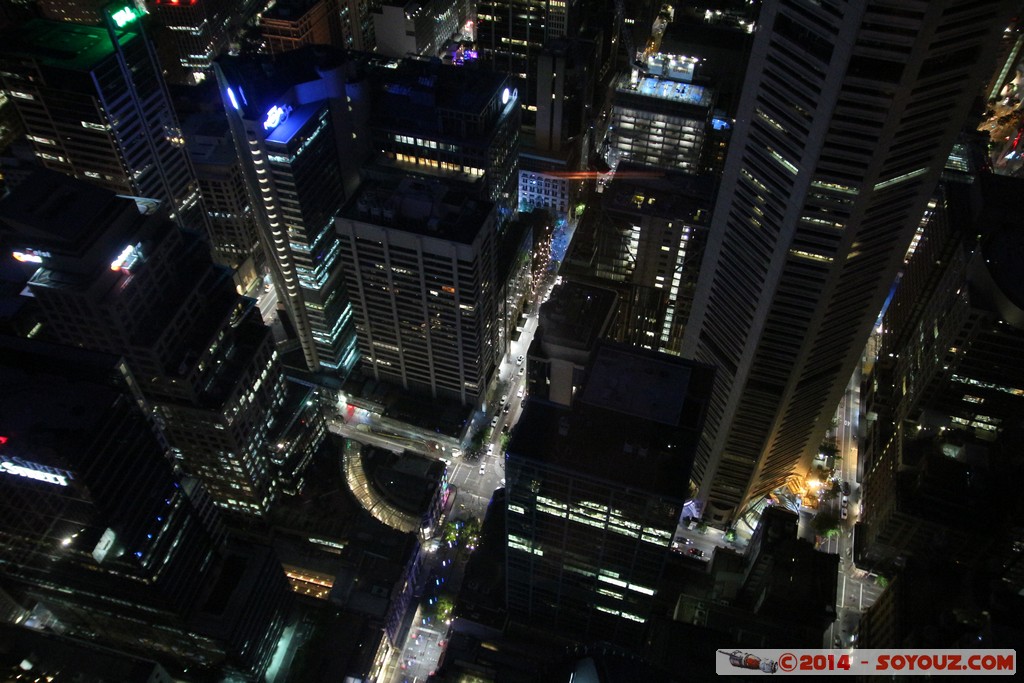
top-left (373, 0), bottom-right (468, 59)
top-left (680, 0), bottom-right (1018, 524)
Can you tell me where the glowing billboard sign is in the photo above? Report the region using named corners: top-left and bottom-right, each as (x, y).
top-left (1, 456), bottom-right (71, 487)
top-left (110, 244), bottom-right (137, 271)
top-left (263, 105), bottom-right (291, 131)
top-left (502, 87), bottom-right (510, 105)
top-left (110, 6), bottom-right (142, 28)
top-left (12, 250), bottom-right (43, 264)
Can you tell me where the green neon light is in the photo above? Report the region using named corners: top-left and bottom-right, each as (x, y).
top-left (111, 6), bottom-right (141, 28)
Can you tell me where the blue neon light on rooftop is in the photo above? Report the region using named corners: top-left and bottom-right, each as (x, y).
top-left (226, 87), bottom-right (239, 111)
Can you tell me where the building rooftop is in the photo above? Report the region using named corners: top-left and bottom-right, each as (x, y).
top-left (265, 100), bottom-right (324, 146)
top-left (509, 343), bottom-right (714, 498)
top-left (580, 344), bottom-right (693, 427)
top-left (615, 72), bottom-right (712, 108)
top-left (0, 335), bottom-right (124, 473)
top-left (371, 58), bottom-right (511, 119)
top-left (339, 176), bottom-right (493, 245)
top-left (216, 46), bottom-right (367, 126)
top-left (182, 113), bottom-right (238, 168)
top-left (603, 163), bottom-right (715, 223)
top-left (0, 170), bottom-right (132, 255)
top-left (976, 174), bottom-right (1024, 318)
top-left (538, 281), bottom-right (618, 352)
top-left (0, 19), bottom-right (138, 72)
top-left (0, 622), bottom-right (168, 683)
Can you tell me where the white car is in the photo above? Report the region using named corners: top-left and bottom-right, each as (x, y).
top-left (516, 355), bottom-right (525, 365)
top-left (479, 464), bottom-right (486, 475)
top-left (487, 443), bottom-right (494, 456)
top-left (490, 416), bottom-right (499, 428)
top-left (516, 387), bottom-right (524, 399)
top-left (500, 395), bottom-right (508, 405)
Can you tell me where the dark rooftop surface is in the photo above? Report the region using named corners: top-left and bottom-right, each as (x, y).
top-left (0, 170), bottom-right (127, 253)
top-left (339, 176), bottom-right (493, 245)
top-left (977, 174), bottom-right (1024, 316)
top-left (370, 58), bottom-right (510, 123)
top-left (580, 344), bottom-right (692, 427)
top-left (602, 163), bottom-right (715, 222)
top-left (265, 100), bottom-right (324, 146)
top-left (216, 46), bottom-right (361, 123)
top-left (509, 344), bottom-right (714, 498)
top-left (537, 281), bottom-right (617, 351)
top-left (0, 335), bottom-right (122, 471)
top-left (0, 622), bottom-right (165, 682)
top-left (0, 19), bottom-right (137, 71)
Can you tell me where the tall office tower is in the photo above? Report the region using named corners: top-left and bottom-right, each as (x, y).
top-left (0, 336), bottom-right (290, 679)
top-left (586, 165), bottom-right (712, 354)
top-left (373, 0), bottom-right (468, 59)
top-left (0, 172), bottom-right (287, 517)
top-left (216, 48), bottom-right (366, 374)
top-left (182, 113), bottom-right (264, 292)
top-left (260, 0), bottom-right (336, 56)
top-left (369, 57), bottom-right (521, 225)
top-left (505, 342), bottom-right (714, 646)
top-left (606, 56), bottom-right (714, 173)
top-left (335, 176), bottom-right (504, 406)
top-left (476, 0), bottom-right (587, 128)
top-left (0, 16), bottom-right (206, 232)
top-left (679, 0), bottom-right (1017, 525)
top-left (148, 0), bottom-right (243, 84)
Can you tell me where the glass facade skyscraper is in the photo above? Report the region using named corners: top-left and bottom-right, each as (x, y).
top-left (681, 0), bottom-right (1018, 524)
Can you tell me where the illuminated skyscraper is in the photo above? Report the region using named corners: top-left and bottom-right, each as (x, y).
top-left (680, 0), bottom-right (1018, 524)
top-left (0, 171), bottom-right (286, 517)
top-left (216, 48), bottom-right (365, 374)
top-left (0, 14), bottom-right (205, 231)
top-left (336, 176), bottom-right (503, 406)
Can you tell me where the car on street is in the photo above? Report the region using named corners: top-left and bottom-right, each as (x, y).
top-left (487, 443), bottom-right (494, 456)
top-left (840, 497), bottom-right (849, 520)
top-left (518, 367), bottom-right (525, 376)
top-left (842, 481), bottom-right (851, 495)
top-left (490, 416), bottom-right (499, 428)
top-left (500, 395), bottom-right (508, 405)
top-left (687, 548), bottom-right (704, 558)
top-left (516, 387), bottom-right (524, 398)
top-left (516, 355), bottom-right (525, 365)
top-left (479, 464), bottom-right (486, 475)
top-left (503, 403), bottom-right (511, 414)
